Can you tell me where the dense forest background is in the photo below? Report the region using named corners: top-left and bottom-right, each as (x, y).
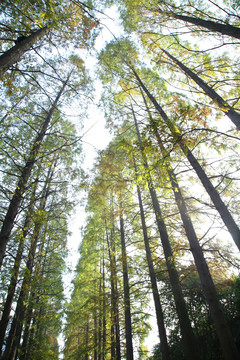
top-left (0, 1), bottom-right (240, 359)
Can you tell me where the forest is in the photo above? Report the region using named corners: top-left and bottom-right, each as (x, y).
top-left (0, 0), bottom-right (240, 359)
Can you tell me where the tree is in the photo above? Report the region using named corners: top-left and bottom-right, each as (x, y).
top-left (0, 72), bottom-right (71, 269)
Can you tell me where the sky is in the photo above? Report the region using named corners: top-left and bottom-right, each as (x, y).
top-left (60, 6), bottom-right (161, 356)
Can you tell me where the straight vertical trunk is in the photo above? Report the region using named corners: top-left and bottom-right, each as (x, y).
top-left (119, 198), bottom-right (134, 360)
top-left (132, 105), bottom-right (200, 360)
top-left (154, 119), bottom-right (239, 360)
top-left (98, 267), bottom-right (102, 360)
top-left (0, 74), bottom-right (70, 270)
top-left (102, 257), bottom-right (106, 360)
top-left (85, 322), bottom-right (89, 360)
top-left (106, 225), bottom-right (121, 360)
top-left (160, 47), bottom-right (240, 128)
top-left (2, 226), bottom-right (39, 360)
top-left (134, 157), bottom-right (171, 360)
top-left (0, 173), bottom-right (39, 351)
top-left (2, 167), bottom-right (52, 360)
top-left (0, 25), bottom-right (50, 75)
top-left (132, 68), bottom-right (240, 250)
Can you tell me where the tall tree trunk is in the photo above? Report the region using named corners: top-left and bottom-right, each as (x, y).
top-left (0, 176), bottom-right (38, 352)
top-left (160, 47), bottom-right (240, 128)
top-left (133, 157), bottom-right (171, 360)
top-left (19, 293), bottom-right (35, 360)
top-left (94, 310), bottom-right (98, 360)
top-left (151, 114), bottom-right (239, 360)
top-left (2, 226), bottom-right (39, 360)
top-left (119, 197), bottom-right (134, 360)
top-left (132, 68), bottom-right (240, 250)
top-left (98, 266), bottom-right (102, 360)
top-left (132, 105), bottom-right (200, 360)
top-left (102, 256), bottom-right (106, 360)
top-left (85, 321), bottom-right (89, 360)
top-left (106, 224), bottom-right (121, 360)
top-left (171, 13), bottom-right (240, 39)
top-left (0, 25), bottom-right (50, 76)
top-left (2, 166), bottom-right (52, 360)
top-left (0, 73), bottom-right (70, 270)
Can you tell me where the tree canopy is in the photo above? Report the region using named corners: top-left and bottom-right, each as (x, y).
top-left (0, 1), bottom-right (240, 360)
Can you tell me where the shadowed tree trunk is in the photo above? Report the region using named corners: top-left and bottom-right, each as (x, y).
top-left (0, 175), bottom-right (38, 352)
top-left (0, 25), bottom-right (50, 76)
top-left (139, 89), bottom-right (240, 360)
top-left (132, 105), bottom-right (200, 360)
top-left (171, 13), bottom-right (240, 39)
top-left (160, 47), bottom-right (240, 128)
top-left (132, 68), bottom-right (240, 251)
top-left (2, 164), bottom-right (53, 360)
top-left (102, 256), bottom-right (106, 360)
top-left (154, 116), bottom-right (239, 360)
top-left (133, 156), bottom-right (171, 360)
top-left (106, 223), bottom-right (121, 360)
top-left (0, 73), bottom-right (71, 270)
top-left (119, 196), bottom-right (134, 360)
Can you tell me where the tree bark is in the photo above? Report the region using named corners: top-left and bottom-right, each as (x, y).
top-left (133, 157), bottom-right (171, 360)
top-left (172, 13), bottom-right (240, 40)
top-left (132, 68), bottom-right (240, 251)
top-left (0, 74), bottom-right (70, 270)
top-left (1, 166), bottom-right (52, 360)
top-left (160, 47), bottom-right (240, 128)
top-left (150, 112), bottom-right (239, 360)
top-left (102, 257), bottom-right (106, 360)
top-left (106, 224), bottom-right (121, 360)
top-left (0, 176), bottom-right (38, 352)
top-left (132, 105), bottom-right (200, 360)
top-left (0, 25), bottom-right (50, 76)
top-left (119, 197), bottom-right (134, 360)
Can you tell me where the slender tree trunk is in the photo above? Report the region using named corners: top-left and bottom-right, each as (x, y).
top-left (171, 13), bottom-right (240, 39)
top-left (0, 25), bottom-right (50, 76)
top-left (2, 167), bottom-right (52, 360)
top-left (94, 311), bottom-right (98, 360)
top-left (19, 294), bottom-right (35, 360)
top-left (140, 88), bottom-right (240, 359)
top-left (102, 254), bottom-right (106, 360)
top-left (154, 118), bottom-right (239, 360)
top-left (85, 321), bottom-right (89, 360)
top-left (2, 228), bottom-right (39, 360)
top-left (133, 157), bottom-right (171, 360)
top-left (119, 197), bottom-right (134, 360)
top-left (98, 266), bottom-right (102, 360)
top-left (132, 68), bottom-right (240, 250)
top-left (0, 178), bottom-right (37, 352)
top-left (106, 224), bottom-right (121, 360)
top-left (0, 74), bottom-right (70, 270)
top-left (160, 47), bottom-right (240, 128)
top-left (132, 105), bottom-right (200, 360)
